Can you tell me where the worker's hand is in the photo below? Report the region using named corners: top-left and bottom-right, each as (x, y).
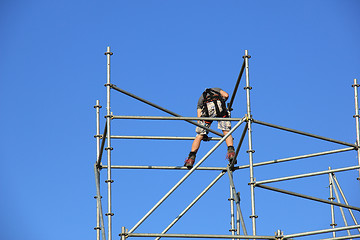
top-left (220, 90), bottom-right (229, 101)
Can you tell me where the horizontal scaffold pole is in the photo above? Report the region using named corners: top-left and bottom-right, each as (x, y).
top-left (102, 165), bottom-right (226, 171)
top-left (112, 115), bottom-right (244, 121)
top-left (256, 184), bottom-right (360, 212)
top-left (122, 233), bottom-right (275, 239)
top-left (284, 224), bottom-right (360, 238)
top-left (110, 85), bottom-right (224, 137)
top-left (252, 119), bottom-right (357, 148)
top-left (110, 136), bottom-right (222, 141)
top-left (320, 234), bottom-right (360, 240)
top-left (101, 147), bottom-right (354, 171)
top-left (235, 147), bottom-right (355, 170)
top-left (255, 165), bottom-right (360, 185)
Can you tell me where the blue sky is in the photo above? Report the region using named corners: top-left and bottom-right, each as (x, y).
top-left (1, 1), bottom-right (360, 240)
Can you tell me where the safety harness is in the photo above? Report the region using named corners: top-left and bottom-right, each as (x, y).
top-left (201, 88), bottom-right (229, 119)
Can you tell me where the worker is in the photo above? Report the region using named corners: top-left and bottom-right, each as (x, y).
top-left (184, 88), bottom-right (235, 169)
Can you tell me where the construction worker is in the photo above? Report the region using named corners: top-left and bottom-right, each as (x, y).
top-left (184, 88), bottom-right (235, 169)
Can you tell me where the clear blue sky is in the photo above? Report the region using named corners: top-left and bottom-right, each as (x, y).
top-left (1, 1), bottom-right (360, 240)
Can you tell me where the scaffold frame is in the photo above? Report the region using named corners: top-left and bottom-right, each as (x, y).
top-left (94, 46), bottom-right (360, 240)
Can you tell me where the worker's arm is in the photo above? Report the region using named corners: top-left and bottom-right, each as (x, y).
top-left (220, 90), bottom-right (229, 101)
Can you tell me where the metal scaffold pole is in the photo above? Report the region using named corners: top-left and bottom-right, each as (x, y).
top-left (105, 46), bottom-right (114, 240)
top-left (94, 100), bottom-right (106, 240)
top-left (328, 167), bottom-right (336, 238)
top-left (352, 78), bottom-right (360, 180)
top-left (243, 50), bottom-right (257, 235)
top-left (330, 172), bottom-right (352, 237)
top-left (332, 174), bottom-right (360, 233)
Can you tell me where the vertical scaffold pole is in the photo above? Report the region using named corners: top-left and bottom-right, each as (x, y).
top-left (328, 167), bottom-right (336, 238)
top-left (229, 176), bottom-right (236, 238)
top-left (95, 100), bottom-right (102, 240)
top-left (105, 46), bottom-right (114, 240)
top-left (352, 78), bottom-right (360, 180)
top-left (244, 50), bottom-right (257, 235)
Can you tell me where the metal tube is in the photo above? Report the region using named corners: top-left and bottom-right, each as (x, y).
top-left (284, 225), bottom-right (360, 238)
top-left (103, 165), bottom-right (226, 171)
top-left (228, 60), bottom-right (246, 111)
top-left (96, 122), bottom-right (107, 167)
top-left (110, 85), bottom-right (224, 137)
top-left (233, 123), bottom-right (248, 167)
top-left (103, 147), bottom-right (354, 172)
top-left (95, 100), bottom-right (102, 240)
top-left (128, 119), bottom-right (245, 234)
top-left (236, 192), bottom-right (241, 235)
top-left (155, 171), bottom-right (226, 240)
top-left (352, 78), bottom-right (360, 180)
top-left (256, 184), bottom-right (360, 211)
top-left (332, 174), bottom-right (360, 233)
top-left (120, 227), bottom-right (126, 240)
top-left (125, 233), bottom-right (275, 239)
top-left (229, 177), bottom-right (236, 237)
top-left (243, 49), bottom-right (257, 235)
top-left (105, 46), bottom-right (113, 240)
top-left (94, 164), bottom-right (106, 240)
top-left (227, 167), bottom-right (247, 235)
top-left (110, 136), bottom-right (222, 141)
top-left (252, 119), bottom-right (357, 148)
top-left (254, 165), bottom-right (360, 185)
top-left (328, 167), bottom-right (336, 238)
top-left (330, 174), bottom-right (352, 237)
top-left (321, 234), bottom-right (360, 240)
top-left (112, 115), bottom-right (244, 121)
top-left (236, 147), bottom-right (355, 170)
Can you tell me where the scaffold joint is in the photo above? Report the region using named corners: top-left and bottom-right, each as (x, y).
top-left (245, 114), bottom-right (253, 122)
top-left (94, 104), bottom-right (102, 109)
top-left (119, 232), bottom-right (129, 239)
top-left (249, 214), bottom-right (258, 218)
top-left (94, 195), bottom-right (102, 199)
top-left (330, 223), bottom-right (338, 226)
top-left (94, 227), bottom-right (101, 230)
top-left (104, 51), bottom-right (113, 56)
top-left (104, 115), bottom-right (114, 119)
top-left (246, 149), bottom-right (255, 153)
top-left (105, 179), bottom-right (114, 183)
top-left (275, 230), bottom-right (284, 239)
top-left (352, 84), bottom-right (360, 87)
top-left (104, 83), bottom-right (117, 88)
top-left (248, 181), bottom-right (256, 186)
top-left (244, 86), bottom-right (252, 90)
top-left (94, 134), bottom-right (103, 139)
top-left (353, 114), bottom-right (360, 118)
top-left (105, 212), bottom-right (114, 216)
top-left (105, 147), bottom-right (114, 151)
top-left (242, 55), bottom-right (251, 59)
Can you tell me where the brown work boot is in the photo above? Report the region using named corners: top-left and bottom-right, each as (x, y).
top-left (226, 146), bottom-right (237, 164)
top-left (184, 153), bottom-right (196, 169)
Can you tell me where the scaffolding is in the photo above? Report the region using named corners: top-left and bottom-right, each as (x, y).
top-left (94, 47), bottom-right (360, 240)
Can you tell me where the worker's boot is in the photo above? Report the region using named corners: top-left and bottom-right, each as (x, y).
top-left (226, 146), bottom-right (236, 165)
top-left (184, 152), bottom-right (196, 169)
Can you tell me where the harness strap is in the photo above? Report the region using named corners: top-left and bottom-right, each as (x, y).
top-left (202, 89), bottom-right (229, 118)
